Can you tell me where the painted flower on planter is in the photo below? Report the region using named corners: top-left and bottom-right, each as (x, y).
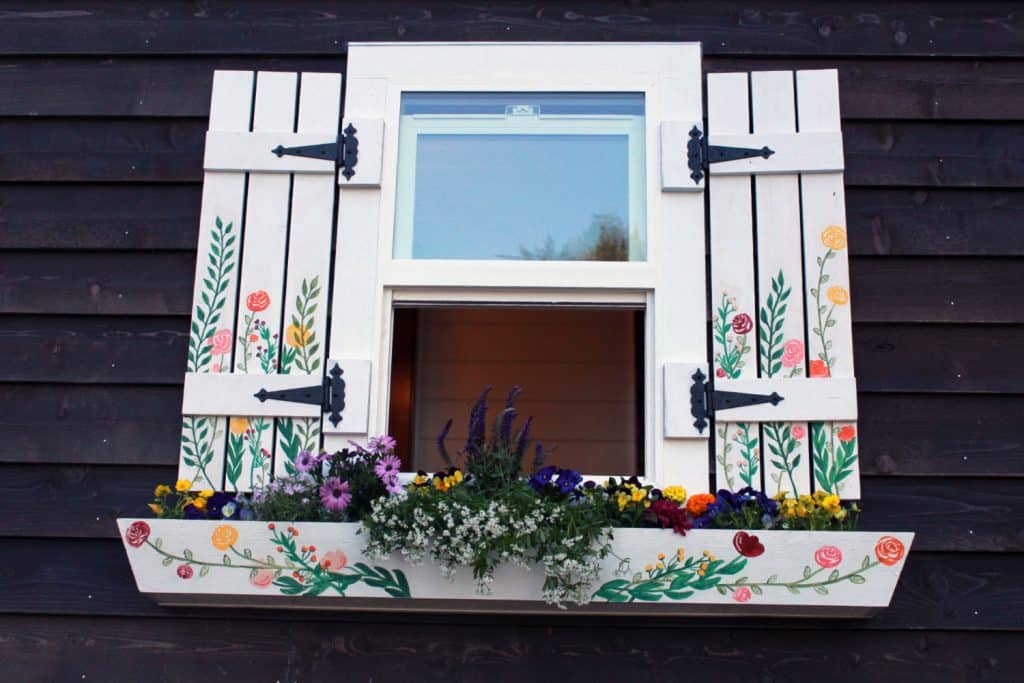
top-left (791, 425), bottom-right (806, 440)
top-left (875, 536), bottom-right (906, 566)
top-left (814, 545), bottom-right (843, 569)
top-left (208, 328), bottom-right (233, 356)
top-left (827, 286), bottom-right (850, 306)
top-left (210, 524), bottom-right (239, 551)
top-left (809, 359), bottom-right (830, 378)
top-left (821, 225), bottom-right (847, 251)
top-left (732, 531), bottom-right (765, 558)
top-left (125, 521), bottom-right (150, 548)
top-left (286, 323), bottom-right (311, 348)
top-left (250, 569), bottom-right (274, 588)
top-left (731, 313), bottom-right (753, 335)
top-left (320, 550), bottom-right (348, 573)
top-left (781, 339), bottom-right (805, 368)
top-left (838, 425), bottom-right (857, 443)
top-left (733, 586), bottom-right (753, 603)
top-left (246, 290), bottom-right (271, 313)
top-left (177, 564), bottom-right (194, 580)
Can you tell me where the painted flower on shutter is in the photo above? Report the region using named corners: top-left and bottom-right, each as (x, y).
top-left (820, 225), bottom-right (847, 251)
top-left (229, 417), bottom-right (250, 435)
top-left (731, 313), bottom-right (753, 335)
top-left (246, 290), bottom-right (271, 312)
top-left (791, 425), bottom-right (806, 440)
top-left (208, 328), bottom-right (233, 356)
top-left (809, 359), bottom-right (830, 378)
top-left (827, 286), bottom-right (850, 305)
top-left (837, 425), bottom-right (856, 443)
top-left (286, 324), bottom-right (311, 348)
top-left (781, 339), bottom-right (804, 368)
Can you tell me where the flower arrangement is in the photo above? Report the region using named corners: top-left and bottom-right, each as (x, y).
top-left (149, 480), bottom-right (242, 520)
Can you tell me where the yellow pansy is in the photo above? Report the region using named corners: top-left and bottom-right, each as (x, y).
top-left (199, 489), bottom-right (214, 499)
top-left (285, 323), bottom-right (311, 348)
top-left (147, 503), bottom-right (164, 516)
top-left (153, 484), bottom-right (172, 497)
top-left (820, 225), bottom-right (847, 251)
top-left (662, 485), bottom-right (687, 504)
top-left (229, 417), bottom-right (250, 435)
top-left (631, 488), bottom-right (646, 503)
top-left (175, 479), bottom-right (192, 492)
top-left (192, 496), bottom-right (207, 511)
top-left (822, 494), bottom-right (841, 513)
top-left (827, 286), bottom-right (850, 305)
top-left (210, 524), bottom-right (239, 551)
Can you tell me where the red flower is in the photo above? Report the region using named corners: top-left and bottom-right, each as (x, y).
top-left (731, 313), bottom-right (753, 335)
top-left (645, 499), bottom-right (692, 536)
top-left (715, 368), bottom-right (726, 378)
top-left (733, 587), bottom-right (753, 603)
top-left (809, 359), bottom-right (830, 378)
top-left (837, 425), bottom-right (856, 443)
top-left (246, 290), bottom-right (270, 312)
top-left (814, 545), bottom-right (843, 569)
top-left (732, 531), bottom-right (765, 558)
top-left (125, 521), bottom-right (150, 548)
top-left (177, 564), bottom-right (194, 579)
top-left (874, 536), bottom-right (905, 566)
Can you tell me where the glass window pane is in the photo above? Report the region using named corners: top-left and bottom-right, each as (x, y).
top-left (394, 92), bottom-right (646, 261)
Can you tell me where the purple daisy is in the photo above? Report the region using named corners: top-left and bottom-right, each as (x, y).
top-left (374, 454), bottom-right (402, 481)
top-left (368, 434), bottom-right (397, 454)
top-left (384, 475), bottom-right (403, 495)
top-left (294, 450), bottom-right (317, 473)
top-left (319, 477), bottom-right (352, 512)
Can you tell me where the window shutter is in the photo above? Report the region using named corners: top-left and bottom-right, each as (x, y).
top-left (177, 70), bottom-right (376, 491)
top-left (665, 69), bottom-right (860, 499)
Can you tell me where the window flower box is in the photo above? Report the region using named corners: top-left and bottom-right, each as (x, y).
top-left (118, 519), bottom-right (912, 617)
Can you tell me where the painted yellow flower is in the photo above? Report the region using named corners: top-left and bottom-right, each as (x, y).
top-left (229, 417), bottom-right (250, 435)
top-left (656, 562), bottom-right (665, 570)
top-left (827, 286), bottom-right (850, 305)
top-left (662, 485), bottom-right (687, 504)
top-left (153, 484), bottom-right (172, 497)
top-left (676, 548), bottom-right (685, 562)
top-left (211, 524), bottom-right (239, 551)
top-left (820, 225), bottom-right (847, 251)
top-left (644, 564), bottom-right (654, 572)
top-left (285, 323), bottom-right (312, 348)
top-left (175, 479), bottom-right (192, 492)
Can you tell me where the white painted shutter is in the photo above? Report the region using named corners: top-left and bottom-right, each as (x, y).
top-left (177, 70), bottom-right (383, 491)
top-left (664, 69), bottom-right (861, 498)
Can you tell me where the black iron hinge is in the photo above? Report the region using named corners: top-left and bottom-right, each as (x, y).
top-left (271, 123), bottom-right (359, 180)
top-left (689, 368), bottom-right (783, 434)
top-left (687, 125), bottom-right (775, 185)
top-left (254, 363), bottom-right (346, 427)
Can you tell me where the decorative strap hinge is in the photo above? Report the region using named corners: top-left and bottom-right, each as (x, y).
top-left (254, 363), bottom-right (347, 427)
top-left (689, 368), bottom-right (783, 434)
top-left (687, 125), bottom-right (775, 185)
top-left (271, 123), bottom-right (359, 180)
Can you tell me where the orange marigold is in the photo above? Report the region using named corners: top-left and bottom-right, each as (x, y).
top-left (686, 493), bottom-right (716, 517)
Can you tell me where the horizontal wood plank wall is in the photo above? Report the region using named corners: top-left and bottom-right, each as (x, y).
top-left (0, 1), bottom-right (1021, 679)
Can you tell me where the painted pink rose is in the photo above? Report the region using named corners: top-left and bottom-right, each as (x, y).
top-left (208, 328), bottom-right (232, 356)
top-left (733, 587), bottom-right (753, 603)
top-left (211, 363), bottom-right (221, 373)
top-left (177, 564), bottom-right (194, 580)
top-left (731, 313), bottom-right (753, 335)
top-left (781, 339), bottom-right (804, 368)
top-left (125, 521), bottom-right (150, 548)
top-left (320, 550), bottom-right (348, 573)
top-left (814, 545), bottom-right (843, 569)
top-left (791, 425), bottom-right (806, 440)
top-left (250, 569), bottom-right (274, 588)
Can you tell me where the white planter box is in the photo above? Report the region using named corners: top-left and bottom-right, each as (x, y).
top-left (117, 518), bottom-right (913, 617)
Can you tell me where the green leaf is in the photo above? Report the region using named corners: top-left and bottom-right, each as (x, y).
top-left (162, 556), bottom-right (174, 567)
top-left (766, 574), bottom-right (778, 584)
top-left (813, 586), bottom-right (829, 596)
top-left (154, 537), bottom-right (163, 550)
top-left (828, 569), bottom-right (840, 582)
top-left (183, 549), bottom-right (194, 561)
top-left (861, 555), bottom-right (871, 570)
top-left (803, 565), bottom-right (812, 579)
top-left (199, 565), bottom-right (210, 578)
top-left (223, 554), bottom-right (232, 566)
top-left (750, 585), bottom-right (763, 595)
top-left (849, 574), bottom-right (867, 584)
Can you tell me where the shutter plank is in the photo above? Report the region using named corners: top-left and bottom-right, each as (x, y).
top-left (798, 70), bottom-right (861, 498)
top-left (176, 70), bottom-right (253, 491)
top-left (274, 72), bottom-right (341, 477)
top-left (226, 72), bottom-right (298, 492)
top-left (750, 71), bottom-right (812, 498)
top-left (707, 72), bottom-right (762, 492)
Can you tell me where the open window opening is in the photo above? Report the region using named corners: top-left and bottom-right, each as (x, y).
top-left (388, 305), bottom-right (645, 477)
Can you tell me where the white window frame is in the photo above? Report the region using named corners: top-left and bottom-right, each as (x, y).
top-left (327, 43), bottom-right (708, 486)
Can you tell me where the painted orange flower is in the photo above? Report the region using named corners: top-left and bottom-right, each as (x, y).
top-left (837, 425), bottom-right (857, 442)
top-left (827, 286), bottom-right (850, 305)
top-left (210, 524), bottom-right (239, 551)
top-left (809, 359), bottom-right (830, 378)
top-left (246, 290), bottom-right (270, 313)
top-left (320, 550), bottom-right (348, 573)
top-left (250, 569), bottom-right (274, 588)
top-left (874, 536), bottom-right (905, 566)
top-left (286, 323), bottom-right (311, 348)
top-left (229, 417), bottom-right (250, 435)
top-left (820, 225), bottom-right (847, 251)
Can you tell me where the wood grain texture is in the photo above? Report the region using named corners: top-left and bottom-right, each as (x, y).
top-left (0, 2), bottom-right (1020, 57)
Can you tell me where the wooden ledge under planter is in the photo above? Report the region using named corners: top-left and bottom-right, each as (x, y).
top-left (117, 519), bottom-right (913, 617)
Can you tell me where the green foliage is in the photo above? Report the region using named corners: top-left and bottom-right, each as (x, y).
top-left (759, 269), bottom-right (791, 378)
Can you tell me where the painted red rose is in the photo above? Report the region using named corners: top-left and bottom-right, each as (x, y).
top-left (177, 564), bottom-right (194, 579)
top-left (732, 531), bottom-right (765, 558)
top-left (733, 586), bottom-right (753, 603)
top-left (125, 521), bottom-right (150, 548)
top-left (246, 290), bottom-right (270, 313)
top-left (809, 359), bottom-right (830, 378)
top-left (874, 536), bottom-right (905, 566)
top-left (814, 545), bottom-right (843, 569)
top-left (837, 425), bottom-right (857, 443)
top-left (731, 313), bottom-right (753, 335)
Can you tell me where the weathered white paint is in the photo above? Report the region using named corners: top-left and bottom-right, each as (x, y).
top-left (118, 518), bottom-right (914, 616)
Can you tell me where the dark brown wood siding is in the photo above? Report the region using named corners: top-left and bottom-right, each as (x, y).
top-left (1, 2), bottom-right (1021, 680)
